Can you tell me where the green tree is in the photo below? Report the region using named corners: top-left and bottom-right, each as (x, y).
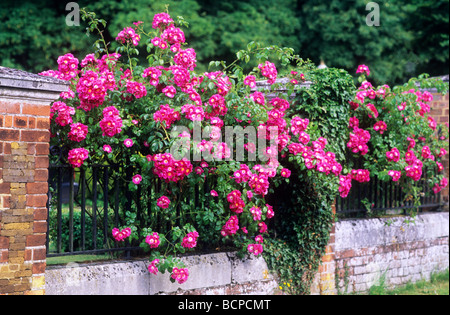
top-left (1, 0), bottom-right (448, 85)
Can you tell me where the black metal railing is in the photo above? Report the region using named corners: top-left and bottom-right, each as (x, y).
top-left (46, 163), bottom-right (143, 257)
top-left (336, 173), bottom-right (443, 218)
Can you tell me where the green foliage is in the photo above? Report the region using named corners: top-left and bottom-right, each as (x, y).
top-left (263, 68), bottom-right (354, 295)
top-left (1, 0), bottom-right (448, 86)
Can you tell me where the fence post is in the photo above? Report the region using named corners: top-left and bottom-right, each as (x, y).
top-left (0, 67), bottom-right (68, 295)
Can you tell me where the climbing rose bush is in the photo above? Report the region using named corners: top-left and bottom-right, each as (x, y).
top-left (41, 10), bottom-right (448, 285)
top-left (341, 65), bottom-right (449, 211)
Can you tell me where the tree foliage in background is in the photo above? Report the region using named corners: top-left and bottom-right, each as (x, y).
top-left (1, 0), bottom-right (448, 85)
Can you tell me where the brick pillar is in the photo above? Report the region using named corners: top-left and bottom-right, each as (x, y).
top-left (310, 202), bottom-right (337, 295)
top-left (0, 67), bottom-right (68, 295)
top-left (430, 91), bottom-right (449, 210)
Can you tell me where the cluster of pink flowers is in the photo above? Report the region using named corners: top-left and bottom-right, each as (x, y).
top-left (68, 148), bottom-right (89, 168)
top-left (249, 173), bottom-right (270, 196)
top-left (366, 103), bottom-right (379, 118)
top-left (68, 123), bottom-right (88, 142)
top-left (421, 146), bottom-right (434, 160)
top-left (76, 70), bottom-right (107, 111)
top-left (386, 147), bottom-right (400, 162)
top-left (171, 267), bottom-right (189, 284)
top-left (247, 243), bottom-right (263, 256)
top-left (51, 101), bottom-right (75, 127)
top-left (145, 232), bottom-right (161, 248)
top-left (221, 215), bottom-right (239, 237)
top-left (162, 85), bottom-right (176, 98)
top-left (205, 71), bottom-right (232, 96)
top-left (250, 91), bottom-right (266, 105)
top-left (153, 104), bottom-right (181, 128)
top-left (151, 153), bottom-right (193, 183)
top-left (148, 259), bottom-right (160, 275)
top-left (347, 127), bottom-right (371, 155)
top-left (112, 227), bottom-right (131, 242)
top-left (270, 97), bottom-right (290, 112)
top-left (142, 67), bottom-right (162, 86)
top-left (339, 174), bottom-right (353, 198)
top-left (348, 117), bottom-right (359, 129)
top-left (433, 178), bottom-right (448, 194)
top-left (126, 81), bottom-right (147, 99)
top-left (152, 12), bottom-right (174, 29)
top-left (227, 190), bottom-right (246, 214)
top-left (56, 53), bottom-right (79, 80)
top-left (244, 75), bottom-right (256, 88)
top-left (250, 206), bottom-right (262, 221)
top-left (181, 231), bottom-right (199, 249)
top-left (289, 71), bottom-right (305, 85)
top-left (373, 121), bottom-right (387, 134)
top-left (170, 65), bottom-right (191, 87)
top-left (388, 170), bottom-right (402, 182)
top-left (162, 25), bottom-right (186, 45)
top-left (356, 64), bottom-right (370, 76)
top-left (174, 48), bottom-right (197, 70)
top-left (290, 117), bottom-right (309, 135)
top-left (288, 136), bottom-right (342, 177)
top-left (258, 61), bottom-right (277, 84)
top-left (157, 196), bottom-right (171, 209)
top-left (299, 131), bottom-right (310, 144)
top-left (116, 27), bottom-right (141, 46)
top-left (40, 53), bottom-right (80, 81)
top-left (99, 106), bottom-right (123, 137)
top-left (233, 164), bottom-right (253, 184)
top-left (207, 94), bottom-right (228, 118)
top-left (213, 142), bottom-right (232, 160)
top-left (181, 104), bottom-right (205, 121)
top-left (428, 117), bottom-right (437, 130)
top-left (351, 169), bottom-right (370, 183)
top-left (405, 159), bottom-right (423, 181)
top-left (151, 36), bottom-right (169, 50)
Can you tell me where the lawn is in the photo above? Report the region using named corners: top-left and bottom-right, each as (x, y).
top-left (369, 269), bottom-right (449, 295)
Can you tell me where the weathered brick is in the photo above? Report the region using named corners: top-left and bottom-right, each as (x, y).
top-left (21, 104), bottom-right (50, 117)
top-left (33, 221), bottom-right (47, 234)
top-left (20, 130), bottom-right (50, 143)
top-left (35, 143), bottom-right (49, 156)
top-left (34, 156), bottom-right (49, 169)
top-left (0, 183), bottom-right (10, 194)
top-left (13, 116), bottom-right (28, 128)
top-left (0, 237), bottom-right (9, 250)
top-left (26, 195), bottom-right (48, 208)
top-left (33, 208), bottom-right (48, 221)
top-left (26, 234), bottom-right (46, 247)
top-left (26, 183), bottom-right (48, 195)
top-left (36, 118), bottom-right (50, 130)
top-left (34, 169), bottom-right (48, 182)
top-left (0, 129), bottom-right (20, 141)
top-left (0, 102), bottom-right (20, 114)
top-left (4, 115), bottom-right (12, 128)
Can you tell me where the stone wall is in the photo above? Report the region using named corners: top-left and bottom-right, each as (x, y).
top-left (45, 212), bottom-right (448, 295)
top-left (45, 252), bottom-right (279, 295)
top-left (334, 212), bottom-right (449, 294)
top-left (0, 67), bottom-right (67, 294)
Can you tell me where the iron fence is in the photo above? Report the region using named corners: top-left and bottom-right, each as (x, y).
top-left (46, 163), bottom-right (143, 257)
top-left (336, 173), bottom-right (443, 218)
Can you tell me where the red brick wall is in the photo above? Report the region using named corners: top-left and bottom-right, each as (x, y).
top-left (430, 92), bottom-right (449, 209)
top-left (0, 98), bottom-right (53, 294)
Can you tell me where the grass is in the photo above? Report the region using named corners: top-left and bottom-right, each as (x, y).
top-left (46, 253), bottom-right (113, 266)
top-left (369, 269), bottom-right (449, 295)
